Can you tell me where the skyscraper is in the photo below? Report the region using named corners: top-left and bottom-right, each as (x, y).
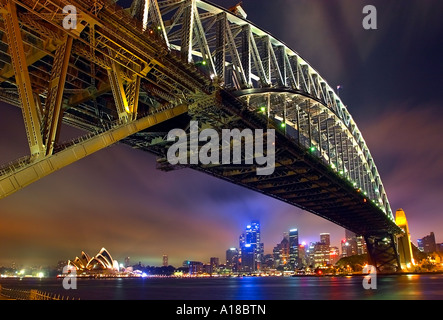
top-left (342, 230), bottom-right (358, 258)
top-left (289, 228), bottom-right (299, 269)
top-left (210, 257), bottom-right (219, 274)
top-left (320, 233), bottom-right (330, 246)
top-left (162, 254), bottom-right (168, 267)
top-left (241, 243), bottom-right (255, 272)
top-left (313, 233), bottom-right (332, 267)
top-left (273, 235), bottom-right (289, 268)
top-left (239, 220), bottom-right (264, 272)
top-left (298, 243), bottom-right (307, 268)
top-left (342, 229), bottom-right (366, 257)
top-left (226, 248), bottom-right (239, 271)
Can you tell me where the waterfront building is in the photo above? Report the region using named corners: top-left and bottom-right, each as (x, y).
top-left (68, 248), bottom-right (119, 274)
top-left (182, 260), bottom-right (203, 275)
top-left (418, 232), bottom-right (437, 253)
top-left (226, 248), bottom-right (239, 271)
top-left (210, 257), bottom-right (219, 274)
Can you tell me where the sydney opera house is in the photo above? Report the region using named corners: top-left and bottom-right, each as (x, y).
top-left (68, 248), bottom-right (120, 274)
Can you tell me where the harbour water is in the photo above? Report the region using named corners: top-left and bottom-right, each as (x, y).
top-left (1, 273), bottom-right (443, 300)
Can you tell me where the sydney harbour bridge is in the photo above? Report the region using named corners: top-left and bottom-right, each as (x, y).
top-left (0, 0), bottom-right (414, 272)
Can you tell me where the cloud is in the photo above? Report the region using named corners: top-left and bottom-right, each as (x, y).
top-left (358, 102), bottom-right (443, 243)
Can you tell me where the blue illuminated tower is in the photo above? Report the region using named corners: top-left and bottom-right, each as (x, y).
top-left (239, 220), bottom-right (264, 272)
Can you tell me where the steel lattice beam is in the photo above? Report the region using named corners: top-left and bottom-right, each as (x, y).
top-left (0, 104), bottom-right (188, 199)
top-left (43, 36), bottom-right (73, 156)
top-left (2, 0), bottom-right (44, 157)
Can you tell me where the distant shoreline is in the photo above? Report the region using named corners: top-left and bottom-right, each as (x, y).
top-left (1, 271), bottom-right (443, 281)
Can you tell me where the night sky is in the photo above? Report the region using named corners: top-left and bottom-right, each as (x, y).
top-left (0, 0), bottom-right (442, 268)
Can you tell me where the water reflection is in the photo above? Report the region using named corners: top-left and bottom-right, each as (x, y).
top-left (1, 274), bottom-right (443, 300)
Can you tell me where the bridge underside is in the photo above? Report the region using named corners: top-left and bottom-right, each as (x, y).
top-left (124, 90), bottom-right (400, 236)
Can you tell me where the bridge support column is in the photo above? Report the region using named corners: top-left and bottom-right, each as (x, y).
top-left (365, 233), bottom-right (401, 273)
top-left (395, 208), bottom-right (415, 270)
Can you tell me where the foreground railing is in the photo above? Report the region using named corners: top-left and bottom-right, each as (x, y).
top-left (0, 284), bottom-right (78, 300)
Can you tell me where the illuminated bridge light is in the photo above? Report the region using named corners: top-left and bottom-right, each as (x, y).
top-left (260, 106), bottom-right (266, 112)
top-left (280, 122), bottom-right (286, 128)
top-left (309, 146), bottom-right (316, 152)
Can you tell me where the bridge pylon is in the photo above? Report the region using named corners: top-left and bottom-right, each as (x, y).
top-left (395, 208), bottom-right (415, 270)
top-left (365, 233), bottom-right (401, 273)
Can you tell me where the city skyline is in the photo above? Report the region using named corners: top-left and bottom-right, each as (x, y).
top-left (1, 0), bottom-right (443, 269)
top-left (1, 217), bottom-right (439, 270)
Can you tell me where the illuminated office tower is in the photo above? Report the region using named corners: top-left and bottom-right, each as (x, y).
top-left (320, 233), bottom-right (330, 246)
top-left (239, 220), bottom-right (263, 272)
top-left (343, 229), bottom-right (366, 257)
top-left (273, 235), bottom-right (289, 267)
top-left (226, 248), bottom-right (239, 271)
top-left (241, 243), bottom-right (255, 272)
top-left (289, 228), bottom-right (299, 268)
top-left (356, 236), bottom-right (367, 255)
top-left (298, 243), bottom-right (307, 268)
top-left (162, 254), bottom-right (168, 267)
top-left (210, 257), bottom-right (219, 274)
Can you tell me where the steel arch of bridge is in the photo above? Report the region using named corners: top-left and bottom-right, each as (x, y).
top-left (0, 0), bottom-right (406, 271)
top-left (154, 0), bottom-right (393, 219)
